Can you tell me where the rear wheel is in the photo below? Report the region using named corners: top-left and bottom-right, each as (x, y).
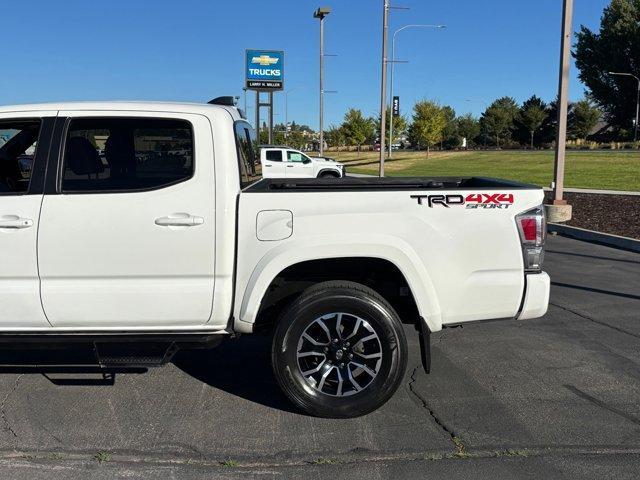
top-left (272, 281), bottom-right (407, 418)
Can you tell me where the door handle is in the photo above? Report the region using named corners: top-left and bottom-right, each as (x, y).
top-left (155, 213), bottom-right (204, 227)
top-left (264, 164), bottom-right (272, 167)
top-left (286, 165), bottom-right (294, 168)
top-left (0, 215), bottom-right (33, 229)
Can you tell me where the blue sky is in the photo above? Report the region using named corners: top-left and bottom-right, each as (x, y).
top-left (1, 0), bottom-right (609, 128)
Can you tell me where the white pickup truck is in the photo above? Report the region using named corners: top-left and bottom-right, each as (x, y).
top-left (0, 99), bottom-right (549, 418)
top-left (260, 146), bottom-right (344, 178)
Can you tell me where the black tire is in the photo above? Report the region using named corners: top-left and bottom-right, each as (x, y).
top-left (272, 281), bottom-right (407, 418)
top-left (318, 171), bottom-right (339, 178)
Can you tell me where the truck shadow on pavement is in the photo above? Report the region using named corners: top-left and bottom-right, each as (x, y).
top-left (0, 335), bottom-right (296, 412)
top-left (0, 344), bottom-right (148, 385)
top-left (172, 334), bottom-right (298, 413)
top-left (0, 336), bottom-right (295, 413)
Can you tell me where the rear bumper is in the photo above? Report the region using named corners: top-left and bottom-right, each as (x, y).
top-left (518, 272), bottom-right (550, 320)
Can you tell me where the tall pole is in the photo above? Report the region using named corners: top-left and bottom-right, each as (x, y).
top-left (379, 0), bottom-right (389, 177)
top-left (552, 0), bottom-right (574, 205)
top-left (315, 8), bottom-right (331, 155)
top-left (268, 91), bottom-right (274, 144)
top-left (388, 24), bottom-right (446, 160)
top-left (319, 15), bottom-right (325, 155)
top-left (388, 35), bottom-right (396, 160)
top-left (255, 91), bottom-right (260, 139)
top-left (285, 90), bottom-right (289, 140)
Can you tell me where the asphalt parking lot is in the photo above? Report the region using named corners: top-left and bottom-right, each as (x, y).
top-left (0, 235), bottom-right (638, 479)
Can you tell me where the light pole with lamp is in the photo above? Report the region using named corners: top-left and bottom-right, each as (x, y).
top-left (388, 24), bottom-right (446, 159)
top-left (314, 7), bottom-right (331, 156)
top-left (609, 71), bottom-right (640, 142)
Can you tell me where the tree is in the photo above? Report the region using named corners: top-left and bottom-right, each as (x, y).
top-left (570, 99), bottom-right (601, 140)
top-left (341, 109), bottom-right (375, 154)
top-left (456, 114), bottom-right (481, 148)
top-left (516, 96), bottom-right (548, 148)
top-left (375, 107), bottom-right (408, 146)
top-left (325, 124), bottom-right (346, 150)
top-left (574, 0), bottom-right (640, 138)
top-left (287, 130), bottom-right (307, 150)
top-left (408, 100), bottom-right (446, 157)
top-left (480, 97), bottom-right (519, 147)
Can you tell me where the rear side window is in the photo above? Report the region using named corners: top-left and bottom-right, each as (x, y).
top-left (61, 117), bottom-right (193, 193)
top-left (0, 120), bottom-right (41, 194)
top-left (234, 121), bottom-right (261, 188)
top-left (265, 150), bottom-right (283, 162)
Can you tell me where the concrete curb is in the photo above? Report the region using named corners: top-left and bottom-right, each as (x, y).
top-left (548, 223), bottom-right (640, 254)
top-left (543, 187), bottom-right (640, 196)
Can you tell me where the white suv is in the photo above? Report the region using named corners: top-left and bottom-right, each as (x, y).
top-left (260, 147), bottom-right (344, 178)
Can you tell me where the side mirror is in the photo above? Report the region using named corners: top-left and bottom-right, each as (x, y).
top-left (303, 158), bottom-right (312, 164)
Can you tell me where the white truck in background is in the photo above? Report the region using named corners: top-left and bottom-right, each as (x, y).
top-left (260, 146), bottom-right (344, 178)
top-left (0, 98), bottom-right (549, 418)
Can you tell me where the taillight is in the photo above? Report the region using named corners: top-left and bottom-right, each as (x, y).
top-left (516, 206), bottom-right (546, 272)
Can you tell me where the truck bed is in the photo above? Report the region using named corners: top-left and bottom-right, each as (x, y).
top-left (245, 176), bottom-right (541, 192)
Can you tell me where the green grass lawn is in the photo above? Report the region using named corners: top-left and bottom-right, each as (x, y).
top-left (329, 150), bottom-right (640, 191)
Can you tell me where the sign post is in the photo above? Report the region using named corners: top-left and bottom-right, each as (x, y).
top-left (245, 50), bottom-right (284, 144)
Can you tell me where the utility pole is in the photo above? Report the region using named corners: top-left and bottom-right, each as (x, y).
top-left (552, 0), bottom-right (573, 206)
top-left (548, 0), bottom-right (573, 222)
top-left (379, 0), bottom-right (389, 177)
top-left (268, 91), bottom-right (274, 144)
top-left (314, 7), bottom-right (331, 156)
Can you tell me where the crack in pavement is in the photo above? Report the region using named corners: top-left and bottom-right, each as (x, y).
top-left (564, 384), bottom-right (640, 427)
top-left (1, 375), bottom-right (23, 438)
top-left (550, 302), bottom-right (640, 339)
top-left (407, 366), bottom-right (466, 456)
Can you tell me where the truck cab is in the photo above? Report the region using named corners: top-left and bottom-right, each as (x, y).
top-left (260, 146), bottom-right (344, 178)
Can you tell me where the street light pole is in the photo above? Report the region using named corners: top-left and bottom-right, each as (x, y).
top-left (379, 0), bottom-right (389, 177)
top-left (284, 87), bottom-right (296, 141)
top-left (388, 24), bottom-right (446, 159)
top-left (314, 7), bottom-right (331, 156)
top-left (609, 72), bottom-right (640, 142)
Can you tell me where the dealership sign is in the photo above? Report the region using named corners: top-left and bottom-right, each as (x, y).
top-left (245, 50), bottom-right (284, 90)
top-left (392, 96), bottom-right (400, 117)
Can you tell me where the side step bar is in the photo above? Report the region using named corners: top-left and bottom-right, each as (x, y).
top-left (94, 342), bottom-right (182, 368)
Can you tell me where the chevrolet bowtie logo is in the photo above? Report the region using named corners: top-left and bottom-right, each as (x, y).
top-left (252, 55), bottom-right (279, 66)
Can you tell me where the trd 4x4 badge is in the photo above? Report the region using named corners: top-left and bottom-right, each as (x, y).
top-left (411, 193), bottom-right (514, 209)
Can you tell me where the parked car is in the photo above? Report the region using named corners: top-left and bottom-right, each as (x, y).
top-left (0, 100), bottom-right (549, 418)
top-left (260, 146), bottom-right (344, 178)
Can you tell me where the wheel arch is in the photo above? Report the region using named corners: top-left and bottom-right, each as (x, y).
top-left (234, 240), bottom-right (442, 334)
top-left (316, 168), bottom-right (341, 178)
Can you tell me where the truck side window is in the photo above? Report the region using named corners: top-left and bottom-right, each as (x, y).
top-left (61, 117), bottom-right (193, 193)
top-left (234, 121), bottom-right (261, 188)
top-left (265, 150), bottom-right (283, 162)
top-left (0, 120), bottom-right (40, 194)
top-left (287, 151), bottom-right (305, 163)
